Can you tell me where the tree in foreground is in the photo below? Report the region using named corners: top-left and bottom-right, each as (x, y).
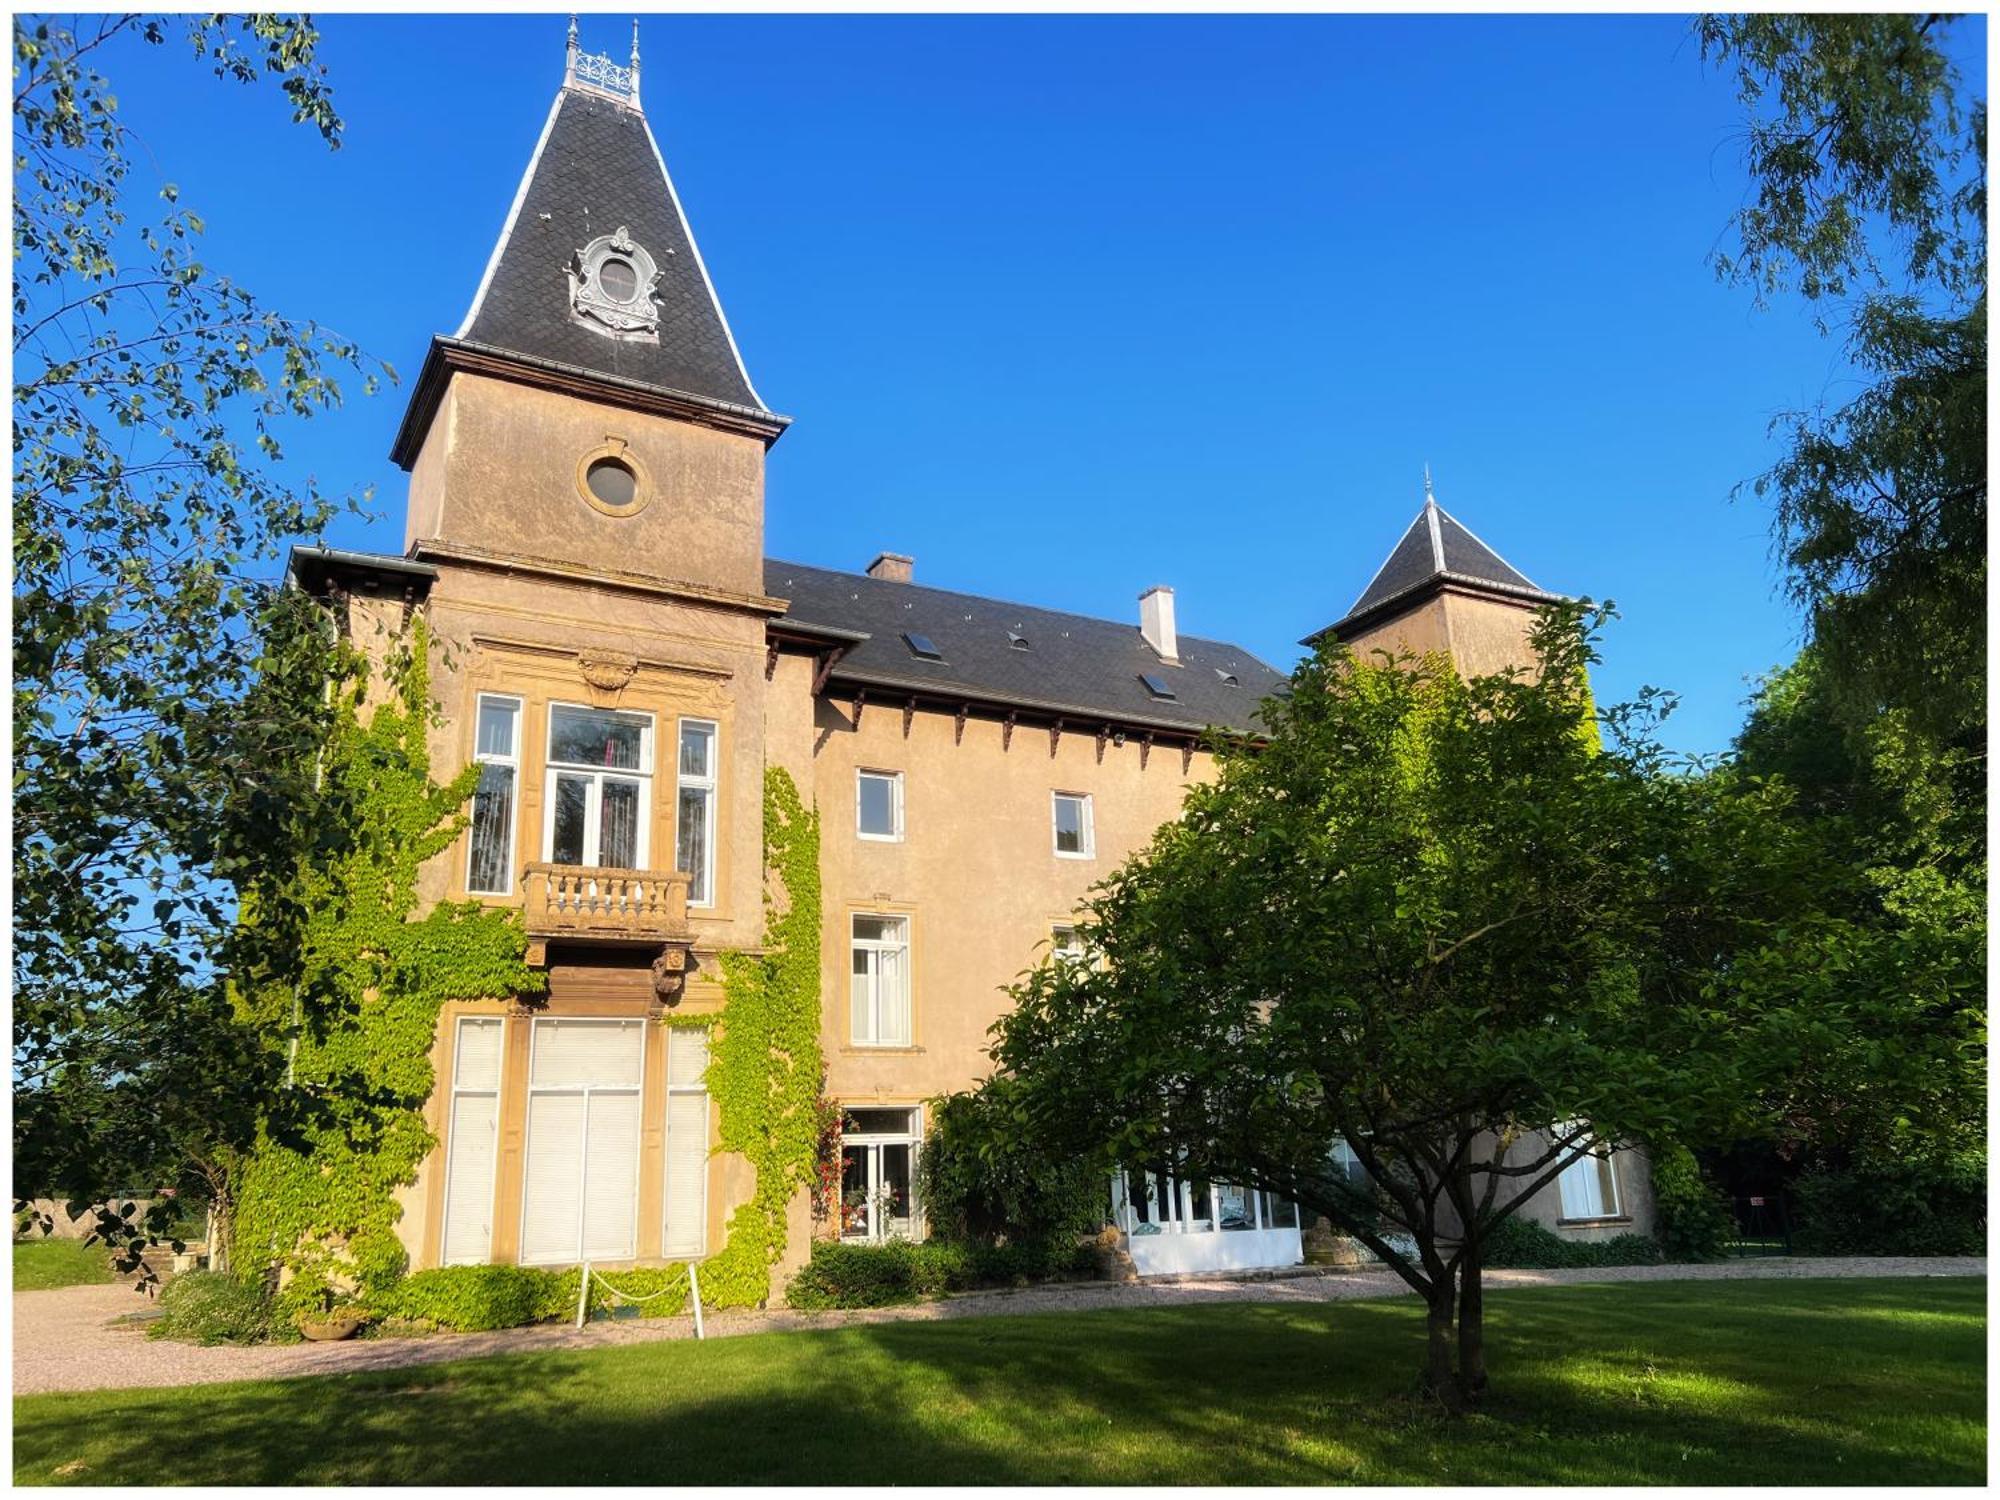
top-left (991, 608), bottom-right (1957, 1407)
top-left (12, 15), bottom-right (384, 1258)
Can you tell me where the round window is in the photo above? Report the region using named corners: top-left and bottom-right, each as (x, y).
top-left (585, 456), bottom-right (638, 509)
top-left (597, 256), bottom-right (639, 303)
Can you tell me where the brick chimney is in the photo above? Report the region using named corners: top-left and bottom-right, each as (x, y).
top-left (866, 552), bottom-right (914, 584)
top-left (1139, 585), bottom-right (1178, 662)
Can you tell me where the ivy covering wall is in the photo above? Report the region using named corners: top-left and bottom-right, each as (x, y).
top-left (230, 626), bottom-right (543, 1321)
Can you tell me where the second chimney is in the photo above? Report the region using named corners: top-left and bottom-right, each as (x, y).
top-left (866, 552), bottom-right (914, 584)
top-left (1139, 585), bottom-right (1178, 662)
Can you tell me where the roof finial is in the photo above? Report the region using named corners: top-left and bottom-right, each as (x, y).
top-left (565, 14), bottom-right (579, 84)
top-left (629, 17), bottom-right (642, 102)
top-left (1423, 462), bottom-right (1435, 503)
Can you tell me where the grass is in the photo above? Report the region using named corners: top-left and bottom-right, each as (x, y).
top-left (12, 1240), bottom-right (115, 1293)
top-left (12, 1278), bottom-right (1985, 1485)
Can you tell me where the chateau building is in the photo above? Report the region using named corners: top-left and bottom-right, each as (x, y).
top-left (291, 31), bottom-right (1652, 1285)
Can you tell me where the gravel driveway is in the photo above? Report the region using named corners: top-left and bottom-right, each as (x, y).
top-left (14, 1255), bottom-right (1984, 1398)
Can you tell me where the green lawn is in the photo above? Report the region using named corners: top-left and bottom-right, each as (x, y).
top-left (12, 1278), bottom-right (1984, 1485)
top-left (12, 1240), bottom-right (114, 1293)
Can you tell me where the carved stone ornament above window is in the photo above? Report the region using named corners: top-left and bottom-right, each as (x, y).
top-left (568, 226), bottom-right (661, 339)
top-left (577, 648), bottom-right (640, 704)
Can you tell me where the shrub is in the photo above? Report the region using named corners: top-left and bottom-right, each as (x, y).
top-left (1792, 1157), bottom-right (1986, 1257)
top-left (371, 1263), bottom-right (693, 1332)
top-left (149, 1271), bottom-right (273, 1345)
top-left (1479, 1215), bottom-right (1662, 1270)
top-left (1650, 1144), bottom-right (1734, 1262)
top-left (785, 1237), bottom-right (1094, 1311)
top-left (915, 1085), bottom-right (1108, 1246)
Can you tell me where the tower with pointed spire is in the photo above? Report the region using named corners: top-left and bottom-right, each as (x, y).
top-left (1306, 476), bottom-right (1564, 678)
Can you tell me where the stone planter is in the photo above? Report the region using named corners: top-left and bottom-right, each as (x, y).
top-left (298, 1313), bottom-right (363, 1342)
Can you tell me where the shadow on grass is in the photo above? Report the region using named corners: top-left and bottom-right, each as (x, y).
top-left (12, 1278), bottom-right (1986, 1486)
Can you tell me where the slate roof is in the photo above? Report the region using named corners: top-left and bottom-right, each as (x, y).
top-left (768, 560), bottom-right (1288, 736)
top-left (454, 83), bottom-right (770, 415)
top-left (1313, 495), bottom-right (1562, 641)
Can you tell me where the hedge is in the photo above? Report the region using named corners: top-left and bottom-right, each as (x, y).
top-left (785, 1238), bottom-right (1095, 1311)
top-left (1479, 1215), bottom-right (1663, 1270)
top-left (370, 1263), bottom-right (696, 1332)
top-left (1792, 1159), bottom-right (1986, 1257)
top-left (1650, 1144), bottom-right (1734, 1262)
top-left (148, 1271), bottom-right (276, 1346)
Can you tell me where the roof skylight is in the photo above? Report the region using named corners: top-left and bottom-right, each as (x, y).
top-left (1140, 672), bottom-right (1177, 701)
top-left (903, 631), bottom-right (945, 662)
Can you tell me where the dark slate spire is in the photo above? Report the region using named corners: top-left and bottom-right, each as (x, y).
top-left (1308, 478), bottom-right (1562, 643)
top-left (450, 20), bottom-right (770, 415)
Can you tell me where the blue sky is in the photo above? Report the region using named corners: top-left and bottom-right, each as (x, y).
top-left (93, 12), bottom-right (1986, 755)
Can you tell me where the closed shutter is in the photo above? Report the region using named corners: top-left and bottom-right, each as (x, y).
top-left (662, 1030), bottom-right (709, 1257)
top-left (520, 1019), bottom-right (645, 1264)
top-left (441, 1017), bottom-right (504, 1265)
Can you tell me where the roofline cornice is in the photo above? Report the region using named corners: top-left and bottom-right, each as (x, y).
top-left (1304, 574), bottom-right (1570, 648)
top-left (822, 665), bottom-right (1271, 743)
top-left (411, 537), bottom-right (790, 618)
top-left (389, 336), bottom-right (793, 470)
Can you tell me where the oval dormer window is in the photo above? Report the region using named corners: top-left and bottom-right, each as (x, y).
top-left (575, 440), bottom-right (651, 518)
top-left (569, 228), bottom-right (660, 338)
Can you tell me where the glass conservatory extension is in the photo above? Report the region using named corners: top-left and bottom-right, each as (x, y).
top-left (1111, 1164), bottom-right (1303, 1276)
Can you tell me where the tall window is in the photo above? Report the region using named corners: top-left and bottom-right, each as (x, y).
top-left (466, 696), bottom-right (521, 894)
top-left (676, 719), bottom-right (717, 906)
top-left (851, 914), bottom-right (911, 1047)
top-left (856, 768), bottom-right (903, 842)
top-left (1556, 1126), bottom-right (1622, 1220)
top-left (840, 1107), bottom-right (919, 1242)
top-left (1051, 925), bottom-right (1085, 961)
top-left (519, 1018), bottom-right (645, 1265)
top-left (661, 1028), bottom-right (710, 1258)
top-left (1052, 791), bottom-right (1094, 858)
top-left (440, 1016), bottom-right (505, 1265)
top-left (545, 705), bottom-right (652, 870)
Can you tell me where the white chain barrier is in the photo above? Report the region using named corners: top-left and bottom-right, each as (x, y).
top-left (573, 1261), bottom-right (705, 1338)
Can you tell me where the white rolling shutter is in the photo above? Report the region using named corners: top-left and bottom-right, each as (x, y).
top-left (662, 1029), bottom-right (710, 1257)
top-left (441, 1017), bottom-right (504, 1265)
top-left (520, 1018), bottom-right (645, 1265)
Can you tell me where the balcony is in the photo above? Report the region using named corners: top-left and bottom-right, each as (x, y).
top-left (521, 862), bottom-right (691, 959)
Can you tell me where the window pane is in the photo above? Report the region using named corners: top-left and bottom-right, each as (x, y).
top-left (476, 698), bottom-right (519, 758)
top-left (850, 948), bottom-right (873, 1045)
top-left (880, 1143), bottom-right (913, 1238)
top-left (600, 777), bottom-right (640, 868)
top-left (468, 763), bottom-right (516, 893)
top-left (520, 1091), bottom-right (585, 1264)
top-left (858, 773), bottom-right (897, 836)
top-left (551, 773), bottom-right (589, 865)
top-left (840, 1145), bottom-right (871, 1239)
top-left (842, 1108), bottom-right (917, 1136)
top-left (677, 786), bottom-right (711, 903)
top-left (878, 945), bottom-right (909, 1045)
top-left (853, 914), bottom-right (906, 946)
top-left (1054, 795), bottom-right (1085, 853)
top-left (1216, 1183), bottom-right (1255, 1231)
top-left (667, 1027), bottom-right (710, 1087)
top-left (581, 1089), bottom-right (641, 1261)
top-left (662, 1090), bottom-right (708, 1257)
top-left (1559, 1154), bottom-right (1606, 1219)
top-left (551, 705), bottom-right (645, 770)
top-left (679, 720), bottom-right (714, 779)
top-left (1262, 1193), bottom-right (1299, 1230)
top-left (453, 1016), bottom-right (505, 1091)
top-left (532, 1018), bottom-right (644, 1088)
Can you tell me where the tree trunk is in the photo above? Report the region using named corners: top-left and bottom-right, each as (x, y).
top-left (1423, 1276), bottom-right (1462, 1410)
top-left (1457, 1241), bottom-right (1487, 1399)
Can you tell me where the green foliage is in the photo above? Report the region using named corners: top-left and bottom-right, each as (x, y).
top-left (229, 626), bottom-right (541, 1324)
top-left (149, 1270), bottom-right (274, 1346)
top-left (693, 767), bottom-right (824, 1309)
top-left (784, 1237), bottom-right (1094, 1311)
top-left (370, 1264), bottom-right (697, 1332)
top-left (1792, 1157), bottom-right (1986, 1257)
top-left (1698, 14), bottom-right (1985, 752)
top-left (914, 1085), bottom-right (1107, 1247)
top-left (1648, 1145), bottom-right (1734, 1263)
top-left (1479, 1217), bottom-right (1662, 1271)
top-left (12, 14), bottom-right (389, 1248)
top-left (12, 1238), bottom-right (115, 1292)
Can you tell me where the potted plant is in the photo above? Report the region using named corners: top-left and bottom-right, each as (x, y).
top-left (297, 1286), bottom-right (365, 1342)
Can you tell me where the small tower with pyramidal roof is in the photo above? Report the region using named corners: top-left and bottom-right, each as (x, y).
top-left (1306, 474), bottom-right (1565, 678)
top-left (389, 16), bottom-right (787, 600)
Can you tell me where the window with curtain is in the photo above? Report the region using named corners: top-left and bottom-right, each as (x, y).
top-left (544, 705), bottom-right (651, 870)
top-left (440, 1016), bottom-right (505, 1265)
top-left (676, 719), bottom-right (717, 905)
top-left (466, 696), bottom-right (521, 894)
top-left (1556, 1126), bottom-right (1622, 1220)
top-left (661, 1027), bottom-right (710, 1258)
top-left (839, 1107), bottom-right (919, 1242)
top-left (518, 1018), bottom-right (646, 1265)
top-left (850, 914), bottom-right (911, 1046)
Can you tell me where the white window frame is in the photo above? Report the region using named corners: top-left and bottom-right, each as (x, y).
top-left (850, 913), bottom-right (912, 1048)
top-left (542, 703), bottom-right (655, 870)
top-left (661, 1027), bottom-right (710, 1259)
top-left (839, 1105), bottom-right (922, 1244)
top-left (1555, 1124), bottom-right (1623, 1221)
top-left (1051, 924), bottom-right (1086, 961)
top-left (439, 1015), bottom-right (506, 1266)
top-left (676, 717), bottom-right (719, 907)
top-left (465, 694), bottom-right (523, 895)
top-left (1051, 791), bottom-right (1095, 859)
top-left (518, 1017), bottom-right (647, 1266)
top-left (855, 768), bottom-right (905, 843)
